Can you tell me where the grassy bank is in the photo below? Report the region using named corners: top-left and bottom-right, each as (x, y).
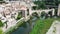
top-left (0, 20), bottom-right (4, 34)
top-left (30, 18), bottom-right (59, 34)
top-left (0, 28), bottom-right (3, 34)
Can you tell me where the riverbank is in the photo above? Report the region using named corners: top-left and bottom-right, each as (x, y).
top-left (10, 15), bottom-right (38, 34)
top-left (2, 16), bottom-right (60, 34)
top-left (0, 28), bottom-right (3, 34)
top-left (4, 18), bottom-right (24, 34)
top-left (30, 18), bottom-right (60, 34)
top-left (5, 17), bottom-right (60, 34)
top-left (46, 20), bottom-right (60, 34)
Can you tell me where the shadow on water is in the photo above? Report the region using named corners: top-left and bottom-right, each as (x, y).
top-left (11, 16), bottom-right (37, 34)
top-left (11, 22), bottom-right (30, 34)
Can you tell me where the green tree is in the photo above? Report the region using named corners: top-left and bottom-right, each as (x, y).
top-left (34, 1), bottom-right (46, 9)
top-left (0, 0), bottom-right (3, 1)
top-left (16, 12), bottom-right (22, 20)
top-left (0, 20), bottom-right (4, 27)
top-left (0, 28), bottom-right (3, 34)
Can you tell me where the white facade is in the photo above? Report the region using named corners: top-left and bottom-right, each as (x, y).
top-left (58, 4), bottom-right (60, 16)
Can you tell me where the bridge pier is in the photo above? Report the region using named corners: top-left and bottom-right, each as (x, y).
top-left (36, 10), bottom-right (41, 17)
top-left (52, 9), bottom-right (55, 16)
top-left (37, 9), bottom-right (55, 17)
top-left (58, 8), bottom-right (60, 16)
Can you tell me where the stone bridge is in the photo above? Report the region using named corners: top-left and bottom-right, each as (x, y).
top-left (23, 8), bottom-right (55, 21)
top-left (29, 9), bottom-right (55, 16)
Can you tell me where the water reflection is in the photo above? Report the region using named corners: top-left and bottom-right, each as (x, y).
top-left (11, 17), bottom-right (37, 34)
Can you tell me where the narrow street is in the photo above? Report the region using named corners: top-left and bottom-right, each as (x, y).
top-left (46, 21), bottom-right (60, 34)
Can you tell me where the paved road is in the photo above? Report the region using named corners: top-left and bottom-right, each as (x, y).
top-left (46, 21), bottom-right (60, 34)
top-left (55, 22), bottom-right (60, 34)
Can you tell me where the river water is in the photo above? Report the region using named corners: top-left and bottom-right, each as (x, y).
top-left (11, 17), bottom-right (37, 34)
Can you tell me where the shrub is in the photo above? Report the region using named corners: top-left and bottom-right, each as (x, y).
top-left (0, 20), bottom-right (4, 27)
top-left (32, 6), bottom-right (37, 10)
top-left (0, 28), bottom-right (3, 34)
top-left (41, 11), bottom-right (46, 18)
top-left (16, 12), bottom-right (22, 20)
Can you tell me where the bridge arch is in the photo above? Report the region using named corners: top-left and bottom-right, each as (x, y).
top-left (31, 12), bottom-right (39, 18)
top-left (41, 11), bottom-right (46, 17)
top-left (39, 9), bottom-right (55, 17)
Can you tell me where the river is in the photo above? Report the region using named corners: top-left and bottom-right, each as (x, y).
top-left (11, 16), bottom-right (37, 34)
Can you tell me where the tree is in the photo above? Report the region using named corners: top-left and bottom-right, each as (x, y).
top-left (0, 0), bottom-right (4, 3)
top-left (0, 20), bottom-right (4, 27)
top-left (0, 0), bottom-right (3, 1)
top-left (0, 28), bottom-right (3, 34)
top-left (34, 1), bottom-right (46, 9)
top-left (4, 21), bottom-right (8, 28)
top-left (41, 11), bottom-right (46, 17)
top-left (16, 12), bottom-right (22, 20)
top-left (32, 6), bottom-right (37, 10)
top-left (53, 0), bottom-right (58, 6)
